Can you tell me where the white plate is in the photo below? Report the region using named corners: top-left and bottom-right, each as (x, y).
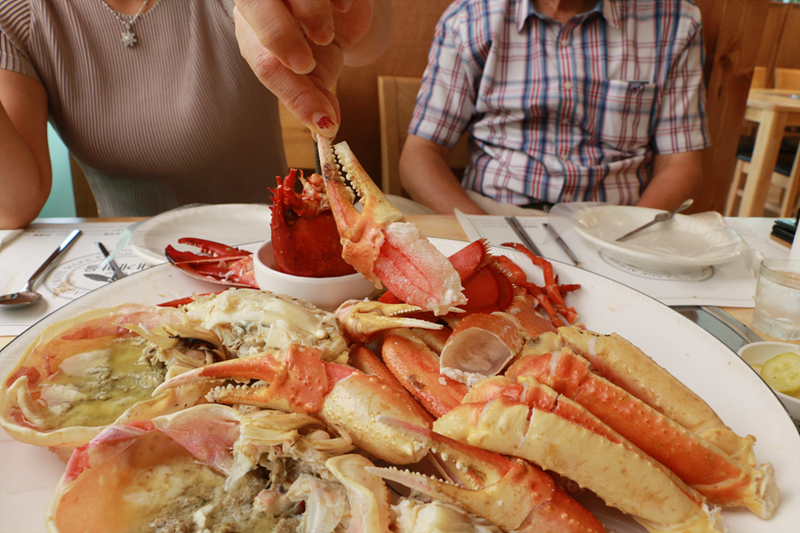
top-left (1, 238), bottom-right (798, 533)
top-left (571, 206), bottom-right (746, 273)
top-left (130, 204), bottom-right (273, 265)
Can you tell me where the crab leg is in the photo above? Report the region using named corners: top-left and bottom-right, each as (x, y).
top-left (558, 326), bottom-right (758, 466)
top-left (154, 344), bottom-right (432, 464)
top-left (434, 393), bottom-right (726, 533)
top-left (317, 136), bottom-right (466, 316)
top-left (165, 238), bottom-right (257, 288)
top-left (382, 328), bottom-right (468, 418)
top-left (367, 417), bottom-right (606, 533)
top-left (507, 348), bottom-right (779, 518)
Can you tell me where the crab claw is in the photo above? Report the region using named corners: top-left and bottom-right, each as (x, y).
top-left (336, 299), bottom-right (443, 343)
top-left (155, 344), bottom-right (432, 465)
top-left (317, 136), bottom-right (466, 316)
top-left (154, 345), bottom-right (329, 414)
top-left (366, 417), bottom-right (605, 533)
top-left (165, 238), bottom-right (257, 288)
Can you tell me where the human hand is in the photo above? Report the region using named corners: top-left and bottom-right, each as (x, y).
top-left (234, 0), bottom-right (390, 138)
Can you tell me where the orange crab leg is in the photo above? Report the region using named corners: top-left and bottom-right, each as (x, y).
top-left (367, 417), bottom-right (606, 533)
top-left (507, 348), bottom-right (779, 517)
top-left (382, 328), bottom-right (468, 418)
top-left (503, 242), bottom-right (578, 324)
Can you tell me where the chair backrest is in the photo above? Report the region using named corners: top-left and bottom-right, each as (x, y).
top-left (378, 75), bottom-right (469, 197)
top-left (774, 68), bottom-right (800, 90)
top-left (752, 66), bottom-right (768, 89)
top-left (279, 102), bottom-right (317, 172)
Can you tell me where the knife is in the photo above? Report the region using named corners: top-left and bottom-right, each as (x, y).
top-left (97, 242), bottom-right (128, 281)
top-left (544, 223), bottom-right (582, 268)
top-left (505, 216), bottom-right (542, 256)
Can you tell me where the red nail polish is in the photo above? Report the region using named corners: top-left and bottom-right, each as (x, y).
top-left (316, 115), bottom-right (335, 130)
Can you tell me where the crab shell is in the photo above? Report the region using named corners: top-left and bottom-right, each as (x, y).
top-left (183, 289), bottom-right (350, 364)
top-left (45, 404), bottom-right (394, 533)
top-left (0, 304), bottom-right (217, 459)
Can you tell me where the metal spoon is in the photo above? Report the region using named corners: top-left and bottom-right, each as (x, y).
top-left (0, 229), bottom-right (82, 308)
top-left (615, 199), bottom-right (694, 242)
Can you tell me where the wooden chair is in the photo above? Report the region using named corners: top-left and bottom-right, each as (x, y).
top-left (279, 101), bottom-right (318, 172)
top-left (377, 75), bottom-right (469, 197)
top-left (725, 66), bottom-right (800, 217)
top-left (725, 146), bottom-right (800, 217)
top-left (774, 68), bottom-right (800, 91)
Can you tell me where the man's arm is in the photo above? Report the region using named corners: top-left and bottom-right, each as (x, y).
top-left (636, 150), bottom-right (703, 211)
top-left (400, 134), bottom-right (486, 215)
top-left (0, 70), bottom-right (51, 229)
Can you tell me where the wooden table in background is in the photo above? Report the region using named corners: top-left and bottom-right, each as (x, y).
top-left (739, 89), bottom-right (800, 216)
top-left (0, 215), bottom-right (792, 349)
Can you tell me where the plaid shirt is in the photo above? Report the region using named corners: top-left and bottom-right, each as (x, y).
top-left (410, 0), bottom-right (710, 206)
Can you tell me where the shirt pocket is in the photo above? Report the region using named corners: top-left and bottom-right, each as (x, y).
top-left (593, 80), bottom-right (657, 154)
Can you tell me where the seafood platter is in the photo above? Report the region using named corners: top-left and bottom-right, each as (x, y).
top-left (1, 137), bottom-right (799, 533)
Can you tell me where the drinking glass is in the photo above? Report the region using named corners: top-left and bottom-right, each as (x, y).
top-left (752, 258), bottom-right (800, 340)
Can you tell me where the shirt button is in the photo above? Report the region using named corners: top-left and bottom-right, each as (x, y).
top-left (561, 38), bottom-right (569, 47)
top-left (564, 81), bottom-right (573, 90)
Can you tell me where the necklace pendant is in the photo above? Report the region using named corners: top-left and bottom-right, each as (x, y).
top-left (121, 22), bottom-right (137, 47)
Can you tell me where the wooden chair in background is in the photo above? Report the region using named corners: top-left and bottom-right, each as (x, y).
top-left (725, 66), bottom-right (800, 217)
top-left (377, 75), bottom-right (469, 198)
top-left (775, 68), bottom-right (800, 91)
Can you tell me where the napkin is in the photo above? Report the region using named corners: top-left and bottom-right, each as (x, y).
top-left (0, 229), bottom-right (23, 251)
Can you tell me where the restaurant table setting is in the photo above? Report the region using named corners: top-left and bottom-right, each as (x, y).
top-left (456, 204), bottom-right (790, 308)
top-left (1, 204), bottom-right (800, 533)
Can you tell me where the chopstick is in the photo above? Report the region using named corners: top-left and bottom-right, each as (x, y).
top-left (505, 216), bottom-right (542, 256)
top-left (544, 223), bottom-right (583, 268)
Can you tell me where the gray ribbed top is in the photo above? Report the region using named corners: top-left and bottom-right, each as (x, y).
top-left (0, 0), bottom-right (287, 216)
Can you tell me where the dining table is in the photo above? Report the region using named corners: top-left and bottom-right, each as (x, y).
top-left (738, 88), bottom-right (800, 217)
top-left (0, 213), bottom-right (794, 350)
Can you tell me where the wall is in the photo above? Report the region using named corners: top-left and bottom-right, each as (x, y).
top-left (39, 125), bottom-right (76, 218)
top-left (756, 1), bottom-right (800, 86)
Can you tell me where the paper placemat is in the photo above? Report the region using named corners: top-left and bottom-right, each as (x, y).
top-left (456, 212), bottom-right (788, 307)
top-left (0, 222), bottom-right (149, 336)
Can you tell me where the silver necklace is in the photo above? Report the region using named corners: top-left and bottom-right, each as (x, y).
top-left (97, 0), bottom-right (150, 48)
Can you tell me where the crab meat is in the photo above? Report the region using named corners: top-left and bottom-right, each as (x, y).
top-left (182, 288), bottom-right (349, 364)
top-left (0, 304), bottom-right (222, 459)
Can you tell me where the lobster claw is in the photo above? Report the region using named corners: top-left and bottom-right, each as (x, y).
top-left (366, 417), bottom-right (605, 533)
top-left (165, 238), bottom-right (257, 288)
top-left (317, 136), bottom-right (466, 316)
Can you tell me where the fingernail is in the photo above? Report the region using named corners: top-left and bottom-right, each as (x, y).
top-left (287, 54), bottom-right (316, 75)
top-left (312, 113), bottom-right (338, 136)
top-left (332, 0), bottom-right (351, 12)
top-left (310, 25), bottom-right (335, 46)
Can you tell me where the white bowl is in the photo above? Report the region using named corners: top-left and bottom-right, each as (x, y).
top-left (253, 241), bottom-right (377, 312)
top-left (737, 341), bottom-right (800, 420)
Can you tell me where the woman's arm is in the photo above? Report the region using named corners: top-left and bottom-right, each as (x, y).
top-left (234, 0), bottom-right (392, 137)
top-left (0, 70), bottom-right (51, 229)
top-left (400, 134), bottom-right (486, 215)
